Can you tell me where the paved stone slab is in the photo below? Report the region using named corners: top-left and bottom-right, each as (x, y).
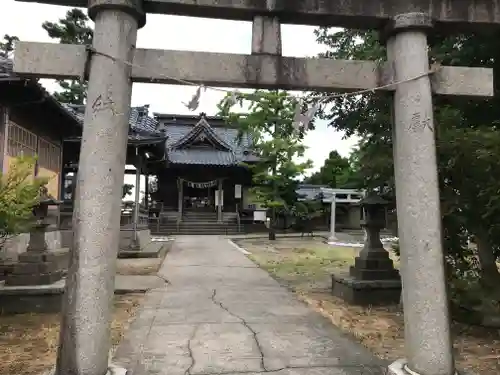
top-left (114, 275), bottom-right (166, 293)
top-left (162, 264), bottom-right (279, 288)
top-left (113, 236), bottom-right (386, 375)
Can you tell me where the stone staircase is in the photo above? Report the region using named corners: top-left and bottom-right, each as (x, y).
top-left (150, 210), bottom-right (242, 235)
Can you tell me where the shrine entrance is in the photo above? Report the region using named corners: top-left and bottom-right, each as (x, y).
top-left (182, 179), bottom-right (217, 212)
top-left (14, 1), bottom-right (498, 375)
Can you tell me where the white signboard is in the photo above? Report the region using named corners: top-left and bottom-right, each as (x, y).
top-left (234, 184), bottom-right (242, 198)
top-left (253, 210), bottom-right (266, 222)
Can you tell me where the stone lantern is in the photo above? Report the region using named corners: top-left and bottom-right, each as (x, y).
top-left (6, 186), bottom-right (66, 286)
top-left (331, 193), bottom-right (401, 305)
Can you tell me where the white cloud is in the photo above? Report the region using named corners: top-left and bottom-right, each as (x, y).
top-left (2, 1), bottom-right (359, 196)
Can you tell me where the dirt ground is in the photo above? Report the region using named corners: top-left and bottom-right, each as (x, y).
top-left (116, 257), bottom-right (164, 276)
top-left (236, 237), bottom-right (500, 375)
top-left (0, 294), bottom-right (144, 375)
top-left (0, 243), bottom-right (169, 375)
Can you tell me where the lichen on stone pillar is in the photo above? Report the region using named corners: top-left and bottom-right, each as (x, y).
top-left (55, 1), bottom-right (145, 375)
top-left (384, 11), bottom-right (455, 375)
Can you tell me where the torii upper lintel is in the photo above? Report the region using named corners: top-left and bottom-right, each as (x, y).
top-left (14, 0), bottom-right (500, 32)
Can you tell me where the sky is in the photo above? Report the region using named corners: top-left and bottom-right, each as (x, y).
top-left (2, 0), bottom-right (359, 195)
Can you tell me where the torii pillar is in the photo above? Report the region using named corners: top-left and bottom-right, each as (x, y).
top-left (11, 2), bottom-right (498, 375)
top-left (55, 2), bottom-right (145, 375)
top-left (385, 13), bottom-right (453, 375)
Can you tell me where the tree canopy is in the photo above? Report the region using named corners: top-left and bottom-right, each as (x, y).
top-left (218, 90), bottom-right (314, 238)
top-left (0, 34), bottom-right (19, 58)
top-left (219, 90), bottom-right (312, 211)
top-left (304, 150), bottom-right (359, 188)
top-left (42, 8), bottom-right (93, 104)
top-left (310, 27), bottom-right (500, 306)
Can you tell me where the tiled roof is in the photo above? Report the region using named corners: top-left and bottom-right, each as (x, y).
top-left (0, 57), bottom-right (163, 144)
top-left (63, 104), bottom-right (166, 144)
top-left (0, 57), bottom-right (83, 127)
top-left (159, 115), bottom-right (258, 166)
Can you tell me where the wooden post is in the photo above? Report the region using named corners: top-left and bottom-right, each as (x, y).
top-left (178, 177), bottom-right (183, 221)
top-left (217, 178), bottom-right (223, 222)
top-left (144, 173), bottom-right (149, 210)
top-left (131, 148), bottom-right (141, 248)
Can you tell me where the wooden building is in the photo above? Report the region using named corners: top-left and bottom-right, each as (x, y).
top-left (0, 57), bottom-right (81, 198)
top-left (149, 113), bottom-right (259, 227)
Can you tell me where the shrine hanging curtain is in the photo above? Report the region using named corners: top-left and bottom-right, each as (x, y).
top-left (181, 178), bottom-right (218, 189)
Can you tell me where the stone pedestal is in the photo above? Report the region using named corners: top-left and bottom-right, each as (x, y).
top-left (332, 194), bottom-right (401, 305)
top-left (332, 274), bottom-right (402, 306)
top-left (5, 223), bottom-right (67, 286)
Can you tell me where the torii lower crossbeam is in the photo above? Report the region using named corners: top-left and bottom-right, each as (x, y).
top-left (13, 42), bottom-right (494, 97)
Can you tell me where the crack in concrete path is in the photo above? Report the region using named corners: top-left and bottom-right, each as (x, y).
top-left (211, 289), bottom-right (268, 372)
top-left (190, 363), bottom-right (386, 375)
top-left (184, 325), bottom-right (199, 375)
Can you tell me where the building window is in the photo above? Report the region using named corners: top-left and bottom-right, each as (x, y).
top-left (38, 137), bottom-right (61, 172)
top-left (6, 121), bottom-right (37, 158)
top-left (6, 121), bottom-right (62, 179)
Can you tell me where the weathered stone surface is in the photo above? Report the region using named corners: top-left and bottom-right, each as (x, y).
top-left (14, 42), bottom-right (494, 97)
top-left (251, 16), bottom-right (281, 55)
top-left (119, 229), bottom-right (152, 250)
top-left (113, 236), bottom-right (386, 375)
top-left (114, 275), bottom-right (166, 293)
top-left (331, 273), bottom-right (402, 306)
top-left (88, 0), bottom-right (146, 28)
top-left (118, 241), bottom-right (170, 258)
top-left (387, 20), bottom-right (454, 375)
top-left (5, 271), bottom-right (63, 286)
top-left (14, 0), bottom-right (500, 31)
top-left (0, 274), bottom-right (164, 314)
top-left (54, 4), bottom-right (141, 375)
top-left (349, 266), bottom-right (400, 281)
top-left (0, 229), bottom-right (64, 262)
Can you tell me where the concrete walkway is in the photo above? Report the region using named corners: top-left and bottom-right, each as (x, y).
top-left (113, 236), bottom-right (386, 375)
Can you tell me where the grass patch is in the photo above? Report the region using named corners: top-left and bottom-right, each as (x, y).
top-left (0, 294), bottom-right (144, 375)
top-left (240, 237), bottom-right (500, 375)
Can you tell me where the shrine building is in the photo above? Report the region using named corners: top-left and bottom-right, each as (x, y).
top-left (0, 52), bottom-right (364, 237)
top-left (147, 112), bottom-right (262, 234)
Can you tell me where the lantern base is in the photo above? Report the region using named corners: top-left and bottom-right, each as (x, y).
top-left (5, 248), bottom-right (68, 286)
top-left (331, 272), bottom-right (401, 306)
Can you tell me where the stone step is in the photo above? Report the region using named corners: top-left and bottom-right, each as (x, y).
top-left (152, 229), bottom-right (241, 235)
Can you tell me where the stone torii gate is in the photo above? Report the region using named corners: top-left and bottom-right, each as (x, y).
top-left (13, 1), bottom-right (497, 375)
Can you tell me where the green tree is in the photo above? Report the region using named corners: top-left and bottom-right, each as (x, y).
top-left (304, 150), bottom-right (359, 188)
top-left (311, 27), bottom-right (500, 299)
top-left (42, 8), bottom-right (93, 104)
top-left (122, 183), bottom-right (133, 199)
top-left (0, 156), bottom-right (48, 249)
top-left (218, 90), bottom-right (313, 240)
top-left (0, 34), bottom-right (19, 58)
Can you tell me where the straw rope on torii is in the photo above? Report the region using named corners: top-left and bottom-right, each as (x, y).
top-left (78, 46), bottom-right (445, 132)
top-left (11, 1), bottom-right (499, 375)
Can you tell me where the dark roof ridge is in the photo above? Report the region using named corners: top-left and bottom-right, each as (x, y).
top-left (170, 117), bottom-right (234, 151)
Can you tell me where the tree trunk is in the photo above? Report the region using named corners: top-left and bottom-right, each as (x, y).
top-left (475, 230), bottom-right (500, 289)
top-left (269, 208), bottom-right (276, 240)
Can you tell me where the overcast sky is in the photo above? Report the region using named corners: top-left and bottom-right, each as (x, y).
top-left (2, 1), bottom-right (359, 194)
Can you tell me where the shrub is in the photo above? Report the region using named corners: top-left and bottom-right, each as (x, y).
top-left (0, 156), bottom-right (47, 249)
